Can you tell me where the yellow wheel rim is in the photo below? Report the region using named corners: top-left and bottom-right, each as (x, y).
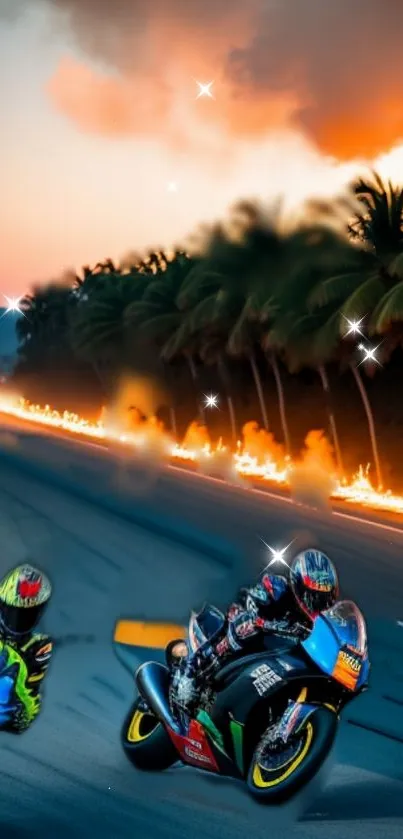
top-left (127, 709), bottom-right (158, 743)
top-left (252, 722), bottom-right (314, 789)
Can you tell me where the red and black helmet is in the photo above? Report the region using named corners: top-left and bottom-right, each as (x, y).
top-left (290, 549), bottom-right (339, 621)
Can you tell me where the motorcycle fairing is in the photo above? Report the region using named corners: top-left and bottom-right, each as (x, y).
top-left (167, 718), bottom-right (220, 771)
top-left (301, 602), bottom-right (369, 692)
top-left (167, 715), bottom-right (241, 777)
top-left (212, 650), bottom-right (319, 726)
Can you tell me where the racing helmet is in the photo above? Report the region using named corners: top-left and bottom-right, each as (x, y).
top-left (0, 564), bottom-right (52, 636)
top-left (289, 549), bottom-right (339, 621)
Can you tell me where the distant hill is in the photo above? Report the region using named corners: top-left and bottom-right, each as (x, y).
top-left (0, 308), bottom-right (19, 371)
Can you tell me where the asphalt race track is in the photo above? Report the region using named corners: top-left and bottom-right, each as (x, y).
top-left (0, 424), bottom-right (403, 837)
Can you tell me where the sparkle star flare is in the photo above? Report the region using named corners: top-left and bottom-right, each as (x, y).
top-left (203, 393), bottom-right (219, 409)
top-left (261, 539), bottom-right (295, 568)
top-left (196, 80), bottom-right (214, 99)
top-left (342, 315), bottom-right (365, 337)
top-left (357, 343), bottom-right (381, 366)
top-left (1, 295), bottom-right (24, 319)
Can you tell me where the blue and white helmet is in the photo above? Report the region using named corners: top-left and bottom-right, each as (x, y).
top-left (290, 550), bottom-right (339, 621)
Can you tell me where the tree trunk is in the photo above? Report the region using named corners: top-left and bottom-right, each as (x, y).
top-left (162, 362), bottom-right (178, 438)
top-left (186, 352), bottom-right (206, 425)
top-left (92, 358), bottom-right (113, 398)
top-left (267, 353), bottom-right (291, 455)
top-left (226, 394), bottom-right (237, 445)
top-left (317, 364), bottom-right (345, 478)
top-left (350, 363), bottom-right (383, 489)
top-left (217, 355), bottom-right (237, 444)
top-left (249, 354), bottom-right (269, 430)
top-left (169, 405), bottom-right (178, 437)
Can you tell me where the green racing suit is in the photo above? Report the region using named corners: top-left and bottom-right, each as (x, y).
top-left (0, 632), bottom-right (52, 732)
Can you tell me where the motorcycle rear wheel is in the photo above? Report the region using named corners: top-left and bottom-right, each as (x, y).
top-left (121, 696), bottom-right (178, 771)
top-left (247, 706), bottom-right (337, 802)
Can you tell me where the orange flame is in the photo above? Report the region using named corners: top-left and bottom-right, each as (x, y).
top-left (1, 396), bottom-right (403, 517)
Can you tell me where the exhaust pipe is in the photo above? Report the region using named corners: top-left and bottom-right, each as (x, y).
top-left (136, 661), bottom-right (181, 734)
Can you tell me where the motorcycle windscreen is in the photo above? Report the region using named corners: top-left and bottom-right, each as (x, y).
top-left (188, 605), bottom-right (225, 653)
top-left (302, 600), bottom-right (368, 691)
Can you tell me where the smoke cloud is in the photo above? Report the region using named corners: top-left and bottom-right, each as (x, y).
top-left (7, 0), bottom-right (403, 158)
top-left (288, 430), bottom-right (337, 512)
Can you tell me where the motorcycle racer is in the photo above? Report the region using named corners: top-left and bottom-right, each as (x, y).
top-left (0, 564), bottom-right (53, 733)
top-left (172, 549), bottom-right (339, 710)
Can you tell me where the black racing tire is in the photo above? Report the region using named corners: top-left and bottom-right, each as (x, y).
top-left (121, 696), bottom-right (178, 771)
top-left (247, 706), bottom-right (338, 803)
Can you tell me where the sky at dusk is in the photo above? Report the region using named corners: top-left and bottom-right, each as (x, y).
top-left (2, 1), bottom-right (403, 296)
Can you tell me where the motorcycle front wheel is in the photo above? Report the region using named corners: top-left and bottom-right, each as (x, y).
top-left (121, 696), bottom-right (178, 771)
top-left (247, 706), bottom-right (338, 803)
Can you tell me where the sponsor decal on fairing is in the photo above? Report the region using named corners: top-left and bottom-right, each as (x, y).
top-left (339, 649), bottom-right (361, 672)
top-left (250, 664), bottom-right (282, 696)
top-left (184, 747), bottom-right (213, 764)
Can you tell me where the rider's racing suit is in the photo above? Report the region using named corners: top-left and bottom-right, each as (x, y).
top-left (0, 628), bottom-right (53, 732)
top-left (175, 573), bottom-right (309, 710)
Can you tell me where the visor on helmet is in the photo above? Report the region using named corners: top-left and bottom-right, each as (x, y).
top-left (0, 602), bottom-right (47, 636)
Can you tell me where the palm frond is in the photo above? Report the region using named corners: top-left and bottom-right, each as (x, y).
top-left (369, 282), bottom-right (403, 333)
top-left (340, 274), bottom-right (385, 320)
top-left (309, 272), bottom-right (365, 309)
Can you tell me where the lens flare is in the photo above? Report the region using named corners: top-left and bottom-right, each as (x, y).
top-left (342, 315), bottom-right (365, 338)
top-left (195, 80), bottom-right (214, 99)
top-left (261, 538), bottom-right (295, 568)
top-left (204, 393), bottom-right (219, 409)
top-left (357, 344), bottom-right (381, 366)
top-left (1, 296), bottom-right (24, 318)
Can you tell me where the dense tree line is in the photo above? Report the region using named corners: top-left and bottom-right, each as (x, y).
top-left (10, 174), bottom-right (403, 488)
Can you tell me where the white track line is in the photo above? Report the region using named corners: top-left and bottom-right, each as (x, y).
top-left (32, 432), bottom-right (403, 538)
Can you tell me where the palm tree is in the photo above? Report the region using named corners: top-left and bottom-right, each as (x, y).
top-left (124, 251), bottom-right (198, 432)
top-left (70, 270), bottom-right (149, 394)
top-left (179, 262), bottom-right (273, 437)
top-left (16, 283), bottom-right (77, 365)
top-left (309, 173), bottom-right (403, 332)
top-left (349, 358), bottom-right (383, 488)
top-left (305, 173), bottom-right (403, 487)
top-left (162, 288), bottom-right (240, 443)
top-left (265, 308), bottom-right (345, 475)
top-left (225, 297), bottom-right (270, 431)
top-left (174, 213), bottom-right (295, 436)
top-left (239, 217), bottom-right (359, 457)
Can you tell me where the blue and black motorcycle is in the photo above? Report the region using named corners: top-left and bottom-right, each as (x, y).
top-left (121, 600), bottom-right (370, 802)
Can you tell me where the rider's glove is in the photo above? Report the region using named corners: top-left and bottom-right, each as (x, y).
top-left (255, 617), bottom-right (292, 633)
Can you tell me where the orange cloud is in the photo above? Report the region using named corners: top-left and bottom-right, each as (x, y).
top-left (40, 1), bottom-right (403, 159)
top-left (48, 55), bottom-right (300, 150)
top-left (47, 59), bottom-right (173, 136)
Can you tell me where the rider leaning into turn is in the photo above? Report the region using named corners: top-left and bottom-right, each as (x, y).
top-left (0, 564), bottom-right (53, 733)
top-left (173, 549), bottom-right (339, 710)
